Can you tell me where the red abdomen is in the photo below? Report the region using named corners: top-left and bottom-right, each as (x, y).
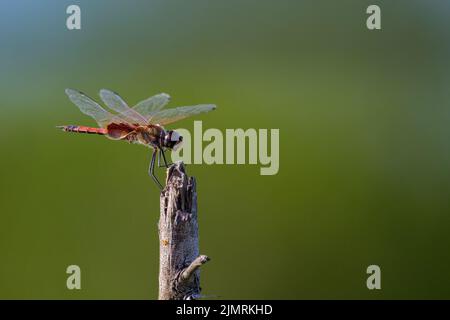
top-left (59, 125), bottom-right (107, 135)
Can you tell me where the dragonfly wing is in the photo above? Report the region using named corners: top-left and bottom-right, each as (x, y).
top-left (99, 89), bottom-right (148, 125)
top-left (65, 88), bottom-right (116, 128)
top-left (150, 104), bottom-right (217, 126)
top-left (133, 93), bottom-right (171, 120)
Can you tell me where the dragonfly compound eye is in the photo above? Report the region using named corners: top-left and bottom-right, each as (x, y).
top-left (163, 130), bottom-right (181, 149)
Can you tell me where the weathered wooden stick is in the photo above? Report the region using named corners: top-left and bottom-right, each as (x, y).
top-left (158, 161), bottom-right (210, 300)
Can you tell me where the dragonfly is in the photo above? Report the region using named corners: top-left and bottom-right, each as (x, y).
top-left (58, 88), bottom-right (216, 189)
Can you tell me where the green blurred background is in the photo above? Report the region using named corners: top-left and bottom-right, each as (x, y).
top-left (0, 0), bottom-right (449, 299)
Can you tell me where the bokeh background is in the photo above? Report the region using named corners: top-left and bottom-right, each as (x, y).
top-left (0, 0), bottom-right (449, 299)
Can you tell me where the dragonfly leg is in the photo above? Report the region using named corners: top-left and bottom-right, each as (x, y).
top-left (160, 148), bottom-right (172, 168)
top-left (157, 148), bottom-right (162, 167)
top-left (149, 149), bottom-right (163, 189)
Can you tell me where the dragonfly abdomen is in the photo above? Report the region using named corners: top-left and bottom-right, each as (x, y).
top-left (57, 125), bottom-right (107, 135)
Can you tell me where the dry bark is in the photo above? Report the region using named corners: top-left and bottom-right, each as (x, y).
top-left (158, 161), bottom-right (210, 300)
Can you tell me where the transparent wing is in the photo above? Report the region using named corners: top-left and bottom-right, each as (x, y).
top-left (150, 104), bottom-right (217, 126)
top-left (99, 89), bottom-right (148, 125)
top-left (132, 93), bottom-right (171, 120)
top-left (65, 88), bottom-right (118, 128)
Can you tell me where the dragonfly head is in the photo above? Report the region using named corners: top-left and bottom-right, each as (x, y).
top-left (163, 130), bottom-right (183, 151)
